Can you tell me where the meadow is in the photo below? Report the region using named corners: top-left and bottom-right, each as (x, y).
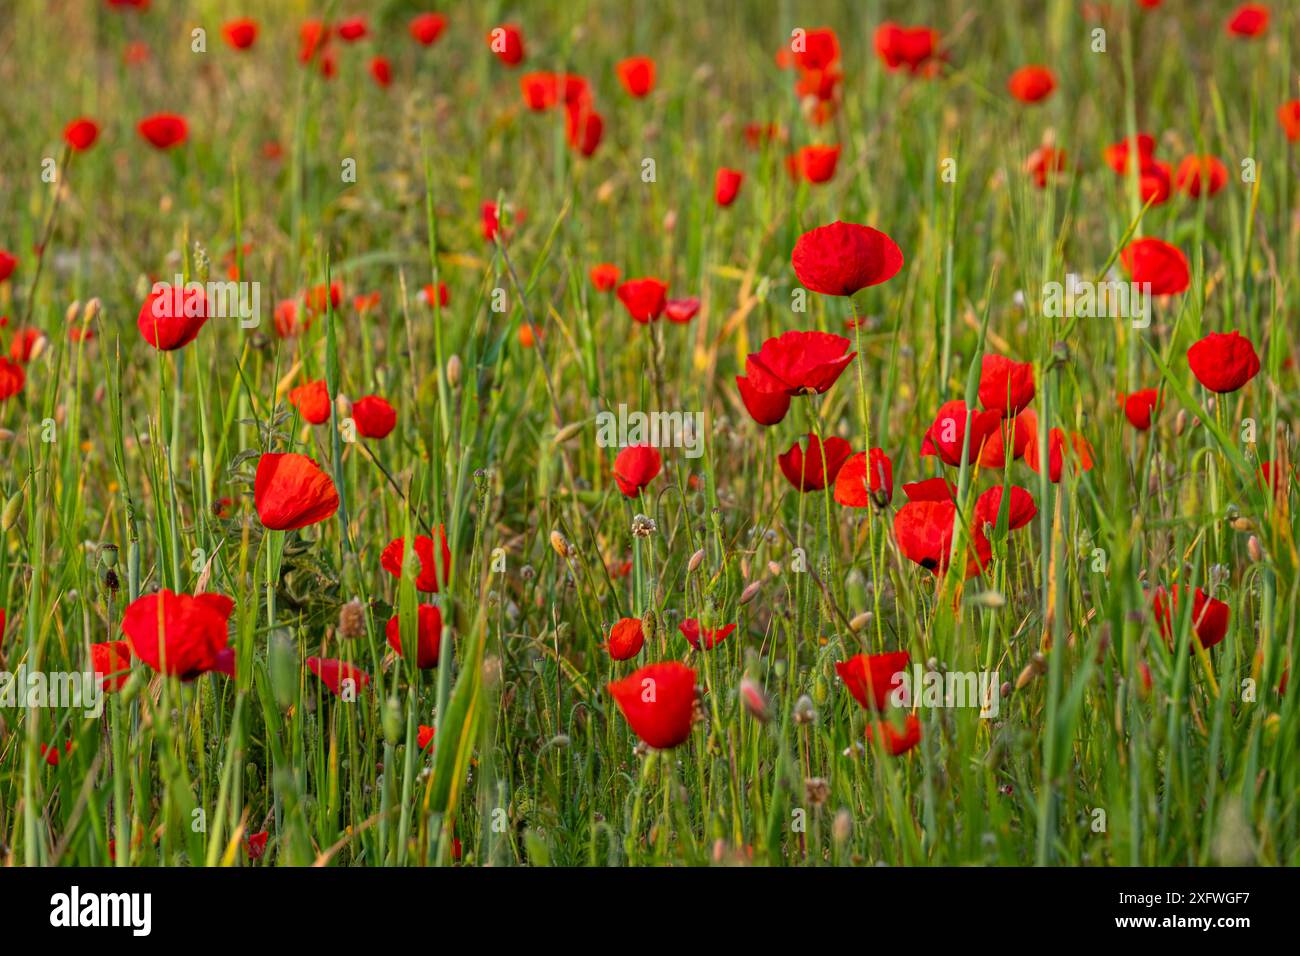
top-left (0, 0), bottom-right (1295, 868)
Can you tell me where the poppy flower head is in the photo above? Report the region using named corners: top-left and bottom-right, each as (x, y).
top-left (744, 330), bottom-right (856, 396)
top-left (865, 713), bottom-right (922, 756)
top-left (1025, 429), bottom-right (1095, 483)
top-left (1174, 155), bottom-right (1227, 198)
top-left (789, 144), bottom-right (841, 183)
top-left (1226, 3), bottom-right (1269, 37)
top-left (254, 453), bottom-right (340, 531)
top-left (893, 500), bottom-right (990, 578)
top-left (978, 408), bottom-right (1037, 468)
top-left (606, 661), bottom-right (698, 749)
top-left (1120, 237), bottom-right (1190, 296)
top-left (779, 433), bottom-right (852, 492)
top-left (352, 395), bottom-right (397, 438)
top-left (613, 444), bottom-right (662, 497)
top-left (715, 167), bottom-right (743, 207)
top-left (973, 485), bottom-right (1037, 532)
top-left (834, 448), bottom-right (894, 508)
top-left (221, 18), bottom-right (258, 49)
top-left (0, 251), bottom-right (15, 283)
top-left (1025, 145), bottom-right (1068, 188)
top-left (589, 263), bottom-right (620, 291)
top-left (385, 604), bottom-right (444, 669)
top-left (1138, 161), bottom-right (1173, 205)
top-left (369, 55), bottom-right (392, 87)
top-left (615, 278), bottom-right (668, 322)
top-left (138, 283), bottom-right (208, 351)
top-left (1186, 331), bottom-right (1260, 394)
top-left (608, 617), bottom-right (645, 661)
top-left (1151, 586), bottom-right (1230, 650)
top-left (922, 400), bottom-right (1003, 466)
top-left (978, 355), bottom-right (1035, 417)
top-left (336, 17), bottom-right (368, 42)
top-left (246, 831), bottom-right (269, 860)
top-left (664, 298), bottom-right (700, 324)
top-left (64, 118), bottom-right (100, 151)
top-left (421, 282), bottom-right (450, 308)
top-left (616, 56), bottom-right (655, 97)
top-left (288, 378), bottom-right (331, 425)
top-left (488, 24), bottom-right (525, 65)
top-left (791, 27), bottom-right (840, 71)
top-left (520, 72), bottom-right (559, 110)
top-left (409, 12), bottom-right (447, 45)
top-left (1278, 101), bottom-right (1300, 143)
top-left (874, 23), bottom-right (939, 73)
top-left (381, 529), bottom-right (452, 593)
top-left (122, 590), bottom-right (234, 680)
top-left (792, 221), bottom-right (904, 297)
top-left (565, 102), bottom-right (604, 157)
top-left (735, 374), bottom-right (791, 426)
top-left (678, 619), bottom-right (736, 651)
top-left (902, 476), bottom-right (957, 502)
top-left (836, 650), bottom-right (909, 711)
top-left (1008, 65), bottom-right (1056, 103)
top-left (1120, 388), bottom-right (1161, 430)
top-left (137, 113), bottom-right (188, 149)
top-left (91, 640), bottom-right (132, 692)
top-left (1103, 133), bottom-right (1156, 175)
top-left (307, 656), bottom-right (371, 697)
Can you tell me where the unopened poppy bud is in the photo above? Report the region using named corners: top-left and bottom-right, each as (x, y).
top-left (1247, 535), bottom-right (1264, 563)
top-left (553, 420), bottom-right (585, 445)
top-left (1228, 516), bottom-right (1252, 533)
top-left (767, 560), bottom-right (782, 576)
top-left (28, 334), bottom-right (49, 362)
top-left (662, 209), bottom-right (677, 233)
top-left (335, 394), bottom-right (352, 420)
top-left (739, 675), bottom-right (769, 723)
top-left (447, 354), bottom-right (462, 389)
top-left (739, 580), bottom-right (762, 605)
top-left (382, 696), bottom-right (402, 745)
top-left (972, 590), bottom-right (1005, 608)
top-left (0, 429), bottom-right (13, 442)
top-left (833, 809), bottom-right (852, 843)
top-left (1174, 409), bottom-right (1188, 436)
top-left (65, 301), bottom-right (81, 324)
top-left (849, 611), bottom-right (873, 631)
top-left (83, 298), bottom-right (101, 322)
top-left (1, 491), bottom-right (23, 532)
top-left (268, 632), bottom-right (298, 711)
top-left (687, 547), bottom-right (705, 572)
top-left (549, 530), bottom-right (573, 558)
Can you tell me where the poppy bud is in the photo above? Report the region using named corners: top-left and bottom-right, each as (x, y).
top-left (268, 631), bottom-right (298, 710)
top-left (739, 580), bottom-right (762, 605)
top-left (849, 611), bottom-right (873, 631)
top-left (833, 809), bottom-right (852, 843)
top-left (553, 420), bottom-right (585, 445)
top-left (2, 491), bottom-right (22, 531)
top-left (687, 547), bottom-right (705, 572)
top-left (66, 301), bottom-right (82, 324)
top-left (739, 675), bottom-right (769, 723)
top-left (83, 298), bottom-right (101, 322)
top-left (383, 696), bottom-right (402, 745)
top-left (447, 354), bottom-right (462, 389)
top-left (549, 530), bottom-right (573, 558)
top-left (335, 394), bottom-right (352, 420)
top-left (1247, 535), bottom-right (1264, 563)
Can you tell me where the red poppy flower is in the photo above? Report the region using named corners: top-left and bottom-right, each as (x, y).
top-left (288, 379), bottom-right (331, 425)
top-left (421, 283), bottom-right (450, 308)
top-left (273, 300), bottom-right (303, 338)
top-left (381, 529), bottom-right (452, 593)
top-left (679, 619), bottom-right (736, 651)
top-left (91, 640), bottom-right (132, 692)
top-left (1007, 65), bottom-right (1056, 103)
top-left (608, 617), bottom-right (645, 661)
top-left (221, 18), bottom-right (257, 49)
top-left (64, 118), bottom-right (100, 151)
top-left (1120, 237), bottom-right (1190, 295)
top-left (297, 19), bottom-right (329, 62)
top-left (921, 400), bottom-right (1002, 466)
top-left (488, 24), bottom-right (524, 65)
top-left (1187, 331), bottom-right (1260, 393)
top-left (788, 144), bottom-right (841, 183)
top-left (417, 725), bottom-right (437, 751)
top-left (409, 13), bottom-right (447, 45)
top-left (386, 604), bottom-right (444, 669)
top-left (1226, 3), bottom-right (1269, 37)
top-left (0, 251), bottom-right (15, 283)
top-left (137, 113), bottom-right (188, 149)
top-left (590, 263), bottom-right (620, 291)
top-left (565, 102), bottom-right (604, 157)
top-left (369, 56), bottom-right (392, 88)
top-left (902, 477), bottom-right (956, 502)
top-left (790, 27), bottom-right (840, 71)
top-left (973, 485), bottom-right (1037, 532)
top-left (874, 23), bottom-right (939, 73)
top-left (352, 395), bottom-right (396, 438)
top-left (894, 500), bottom-right (990, 578)
top-left (41, 741), bottom-right (72, 767)
top-left (664, 298), bottom-right (700, 324)
top-left (1120, 388), bottom-right (1161, 430)
top-left (607, 661), bottom-right (697, 749)
top-left (303, 281), bottom-right (343, 315)
top-left (735, 374), bottom-right (791, 426)
top-left (743, 122), bottom-right (783, 149)
top-left (1174, 155), bottom-right (1227, 198)
top-left (336, 17), bottom-right (368, 42)
top-left (1025, 429), bottom-right (1095, 483)
top-left (978, 355), bottom-right (1035, 417)
top-left (616, 56), bottom-right (655, 97)
top-left (615, 278), bottom-right (668, 323)
top-left (744, 330), bottom-right (856, 396)
top-left (1258, 461), bottom-right (1294, 499)
top-left (1103, 133), bottom-right (1156, 174)
top-left (865, 713), bottom-right (922, 756)
top-left (1278, 101), bottom-right (1300, 142)
top-left (1151, 586), bottom-right (1230, 650)
top-left (836, 650), bottom-right (909, 711)
top-left (138, 283), bottom-right (208, 350)
top-left (122, 590), bottom-right (234, 680)
top-left (0, 357), bottom-right (24, 401)
top-left (246, 831), bottom-right (269, 860)
top-left (779, 434), bottom-right (851, 492)
top-left (978, 408), bottom-right (1037, 468)
top-left (520, 72), bottom-right (558, 110)
top-left (1025, 145), bottom-right (1068, 188)
top-left (613, 445), bottom-right (662, 497)
top-left (833, 448), bottom-right (893, 507)
top-left (791, 221), bottom-right (904, 297)
top-left (5, 325), bottom-right (38, 363)
top-left (481, 201), bottom-right (501, 242)
top-left (715, 167), bottom-right (743, 206)
top-left (307, 656), bottom-right (371, 697)
top-left (254, 453), bottom-right (339, 530)
top-left (1138, 161), bottom-right (1173, 205)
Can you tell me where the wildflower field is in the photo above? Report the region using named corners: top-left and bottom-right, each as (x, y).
top-left (0, 0), bottom-right (1296, 872)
